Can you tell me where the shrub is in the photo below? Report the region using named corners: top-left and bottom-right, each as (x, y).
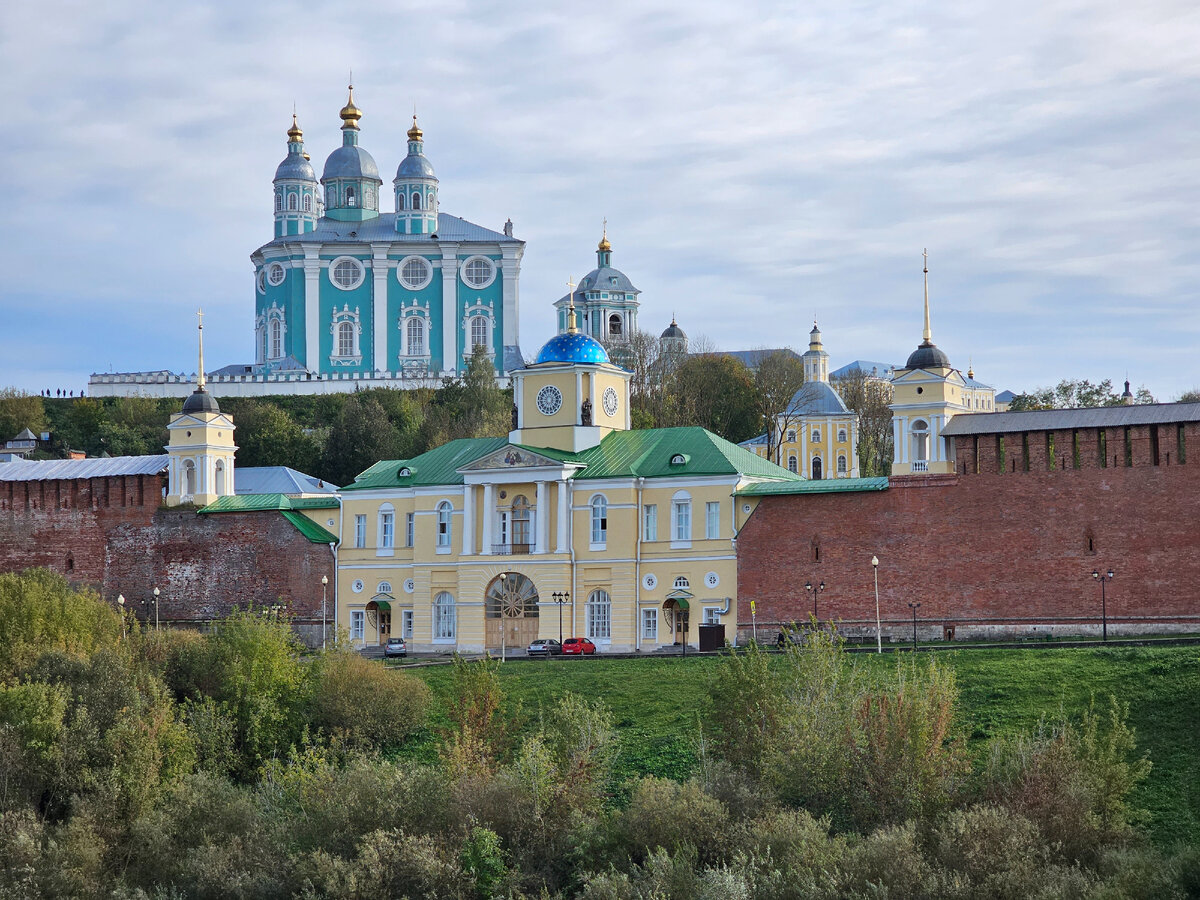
top-left (439, 656), bottom-right (519, 779)
top-left (308, 651), bottom-right (430, 749)
top-left (621, 778), bottom-right (729, 866)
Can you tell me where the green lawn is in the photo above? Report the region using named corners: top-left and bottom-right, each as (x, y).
top-left (403, 646), bottom-right (1200, 846)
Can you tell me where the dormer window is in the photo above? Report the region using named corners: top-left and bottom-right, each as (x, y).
top-left (398, 466), bottom-right (412, 477)
top-left (670, 454), bottom-right (687, 466)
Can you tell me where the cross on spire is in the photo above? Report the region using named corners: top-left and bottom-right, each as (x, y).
top-left (196, 307), bottom-right (207, 391)
top-left (566, 276), bottom-right (578, 334)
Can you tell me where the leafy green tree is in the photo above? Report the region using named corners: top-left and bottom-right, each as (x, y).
top-left (833, 371), bottom-right (895, 476)
top-left (1009, 378), bottom-right (1155, 411)
top-left (0, 388), bottom-right (45, 443)
top-left (319, 395), bottom-right (403, 487)
top-left (308, 650), bottom-right (431, 749)
top-left (667, 353), bottom-right (761, 442)
top-left (417, 346), bottom-right (511, 451)
top-left (45, 397), bottom-right (108, 456)
top-left (228, 399), bottom-right (320, 474)
top-left (1177, 388), bottom-right (1200, 403)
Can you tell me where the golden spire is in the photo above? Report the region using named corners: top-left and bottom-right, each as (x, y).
top-left (922, 248), bottom-right (932, 344)
top-left (968, 356), bottom-right (974, 379)
top-left (598, 218), bottom-right (611, 252)
top-left (196, 307), bottom-right (206, 392)
top-left (566, 276), bottom-right (579, 334)
top-left (339, 82), bottom-right (362, 129)
top-left (287, 111), bottom-right (303, 143)
top-left (407, 112), bottom-right (423, 141)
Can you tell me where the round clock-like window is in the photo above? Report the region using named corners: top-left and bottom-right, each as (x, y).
top-left (536, 385), bottom-right (563, 416)
top-left (602, 386), bottom-right (619, 417)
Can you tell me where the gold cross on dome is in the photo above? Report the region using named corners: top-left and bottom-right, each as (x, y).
top-left (566, 276), bottom-right (575, 295)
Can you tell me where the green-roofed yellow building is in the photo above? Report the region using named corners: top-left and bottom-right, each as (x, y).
top-left (335, 301), bottom-right (802, 654)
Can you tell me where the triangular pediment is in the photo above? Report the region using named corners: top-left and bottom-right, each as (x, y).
top-left (458, 444), bottom-right (577, 473)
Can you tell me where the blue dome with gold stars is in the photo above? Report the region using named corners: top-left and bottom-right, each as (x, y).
top-left (534, 332), bottom-right (610, 365)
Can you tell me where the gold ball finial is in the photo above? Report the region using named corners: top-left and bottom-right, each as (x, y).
top-left (339, 84), bottom-right (362, 128)
top-left (287, 112), bottom-right (303, 143)
top-left (598, 218), bottom-right (611, 252)
top-left (407, 113), bottom-right (423, 141)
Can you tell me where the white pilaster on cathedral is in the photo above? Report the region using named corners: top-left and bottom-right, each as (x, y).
top-left (372, 244), bottom-right (389, 373)
top-left (481, 482), bottom-right (494, 554)
top-left (556, 479), bottom-right (569, 554)
top-left (462, 484), bottom-right (474, 555)
top-left (441, 245), bottom-right (460, 374)
top-left (501, 248), bottom-right (521, 354)
top-left (304, 249), bottom-right (321, 369)
top-left (535, 480), bottom-right (549, 554)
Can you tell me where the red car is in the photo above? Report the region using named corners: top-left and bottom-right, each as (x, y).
top-left (561, 637), bottom-right (597, 655)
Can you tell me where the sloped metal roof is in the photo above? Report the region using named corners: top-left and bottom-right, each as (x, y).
top-left (199, 493), bottom-right (339, 513)
top-left (737, 476), bottom-right (890, 496)
top-left (281, 510), bottom-right (339, 543)
top-left (786, 381), bottom-right (849, 415)
top-left (258, 213), bottom-right (520, 251)
top-left (234, 466), bottom-right (338, 496)
top-left (0, 455), bottom-right (169, 481)
top-left (940, 402), bottom-right (1200, 436)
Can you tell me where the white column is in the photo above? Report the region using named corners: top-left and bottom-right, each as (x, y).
top-left (555, 479), bottom-right (569, 553)
top-left (462, 484), bottom-right (474, 555)
top-left (371, 244), bottom-right (389, 374)
top-left (303, 248), bottom-right (321, 370)
top-left (481, 482), bottom-right (494, 554)
top-left (440, 245), bottom-right (460, 375)
top-left (535, 481), bottom-right (548, 553)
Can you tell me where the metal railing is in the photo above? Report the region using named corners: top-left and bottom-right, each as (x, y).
top-left (492, 543), bottom-right (533, 555)
top-left (911, 460), bottom-right (929, 472)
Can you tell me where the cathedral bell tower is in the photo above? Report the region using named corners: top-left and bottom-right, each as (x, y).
top-left (166, 311), bottom-right (237, 506)
top-left (394, 115), bottom-right (439, 235)
top-left (321, 84), bottom-right (383, 222)
top-left (273, 113), bottom-right (319, 238)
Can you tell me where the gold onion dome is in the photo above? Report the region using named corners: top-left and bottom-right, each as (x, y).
top-left (339, 84), bottom-right (362, 127)
top-left (598, 229), bottom-right (612, 252)
top-left (407, 114), bottom-right (423, 141)
top-left (287, 113), bottom-right (303, 142)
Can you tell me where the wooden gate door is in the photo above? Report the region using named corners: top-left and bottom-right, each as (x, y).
top-left (484, 572), bottom-right (540, 651)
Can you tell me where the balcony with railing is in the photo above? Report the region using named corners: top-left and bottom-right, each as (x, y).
top-left (492, 543), bottom-right (533, 556)
top-left (911, 460), bottom-right (929, 472)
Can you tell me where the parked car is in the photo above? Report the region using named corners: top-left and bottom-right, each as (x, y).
top-left (383, 637), bottom-right (407, 658)
top-left (562, 637), bottom-right (597, 655)
top-left (527, 638), bottom-right (563, 657)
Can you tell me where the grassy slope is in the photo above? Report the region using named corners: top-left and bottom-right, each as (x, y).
top-left (405, 646), bottom-right (1200, 846)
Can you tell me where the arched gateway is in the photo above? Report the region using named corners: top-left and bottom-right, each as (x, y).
top-left (485, 572), bottom-right (540, 651)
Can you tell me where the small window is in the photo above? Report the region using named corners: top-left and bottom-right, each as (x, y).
top-left (703, 607), bottom-right (721, 625)
top-left (608, 313), bottom-right (623, 337)
top-left (378, 581), bottom-right (392, 594)
top-left (330, 256), bottom-right (365, 291)
top-left (705, 501), bottom-right (720, 539)
top-left (811, 457), bottom-right (823, 479)
top-left (470, 315), bottom-right (488, 349)
top-left (670, 454), bottom-right (686, 466)
top-left (411, 192), bottom-right (421, 210)
top-left (643, 504), bottom-right (657, 542)
top-left (270, 320), bottom-right (283, 359)
top-left (462, 256), bottom-right (496, 288)
top-left (642, 608), bottom-right (658, 641)
top-left (838, 429), bottom-right (847, 443)
top-left (354, 514), bottom-right (366, 548)
top-left (786, 429), bottom-right (796, 442)
top-left (275, 193), bottom-right (282, 212)
top-left (268, 263), bottom-right (286, 286)
top-left (812, 429), bottom-right (821, 443)
top-left (303, 195), bottom-right (311, 212)
top-left (350, 610), bottom-right (365, 641)
top-left (590, 495), bottom-right (608, 545)
top-left (437, 501), bottom-right (452, 548)
top-left (672, 492), bottom-right (691, 542)
top-left (837, 455), bottom-right (847, 474)
top-left (406, 512), bottom-right (415, 548)
top-left (337, 321), bottom-right (355, 357)
top-left (346, 187), bottom-right (357, 207)
top-left (673, 576), bottom-right (690, 590)
top-left (287, 193), bottom-right (297, 211)
top-left (788, 455), bottom-right (798, 473)
top-left (399, 256), bottom-right (432, 290)
top-left (379, 507), bottom-right (395, 549)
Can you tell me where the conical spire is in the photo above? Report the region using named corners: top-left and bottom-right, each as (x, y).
top-left (922, 248), bottom-right (932, 344)
top-left (196, 307), bottom-right (206, 391)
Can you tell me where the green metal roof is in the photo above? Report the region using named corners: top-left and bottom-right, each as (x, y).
top-left (736, 476), bottom-right (890, 496)
top-left (281, 510), bottom-right (339, 543)
top-left (344, 437), bottom-right (510, 491)
top-left (199, 493), bottom-right (340, 513)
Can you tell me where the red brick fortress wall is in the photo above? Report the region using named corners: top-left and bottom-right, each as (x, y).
top-left (737, 454), bottom-right (1200, 642)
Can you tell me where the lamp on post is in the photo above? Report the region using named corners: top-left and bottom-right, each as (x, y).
top-left (907, 601), bottom-right (921, 651)
top-left (871, 556), bottom-right (881, 654)
top-left (805, 580), bottom-right (825, 623)
top-left (151, 586), bottom-right (160, 632)
top-left (321, 575), bottom-right (329, 650)
top-left (1091, 568), bottom-right (1115, 641)
top-left (499, 573), bottom-right (508, 662)
top-left (552, 591), bottom-right (569, 645)
top-left (117, 594), bottom-right (126, 639)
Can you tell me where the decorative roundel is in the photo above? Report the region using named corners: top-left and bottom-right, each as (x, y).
top-left (460, 255), bottom-right (497, 289)
top-left (643, 573), bottom-right (658, 590)
top-left (403, 578), bottom-right (416, 594)
top-left (326, 519), bottom-right (335, 527)
top-left (397, 255), bottom-right (432, 290)
top-left (705, 572), bottom-right (720, 589)
top-left (536, 385), bottom-right (563, 416)
top-left (602, 386), bottom-right (619, 417)
top-left (256, 269), bottom-right (266, 294)
top-left (742, 504), bottom-right (752, 514)
top-left (329, 256), bottom-right (366, 291)
top-left (351, 579), bottom-right (365, 594)
top-left (267, 262), bottom-right (286, 286)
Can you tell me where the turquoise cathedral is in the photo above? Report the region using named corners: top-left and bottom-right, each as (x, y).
top-left (250, 85), bottom-right (526, 380)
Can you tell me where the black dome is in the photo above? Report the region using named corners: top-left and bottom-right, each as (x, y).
top-left (905, 341), bottom-right (950, 370)
top-left (661, 322), bottom-right (687, 340)
top-left (181, 388), bottom-right (220, 414)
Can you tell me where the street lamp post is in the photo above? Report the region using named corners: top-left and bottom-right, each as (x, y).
top-left (1092, 568), bottom-right (1115, 641)
top-left (871, 556), bottom-right (882, 654)
top-left (552, 591), bottom-right (569, 645)
top-left (321, 575), bottom-right (329, 650)
top-left (805, 580), bottom-right (826, 624)
top-left (117, 594), bottom-right (126, 639)
top-left (907, 601), bottom-right (921, 651)
top-left (152, 586), bottom-right (160, 631)
top-left (499, 573), bottom-right (508, 662)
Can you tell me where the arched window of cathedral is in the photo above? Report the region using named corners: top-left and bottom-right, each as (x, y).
top-left (302, 194), bottom-right (311, 212)
top-left (837, 454), bottom-right (847, 474)
top-left (287, 193), bottom-right (297, 211)
top-left (788, 455), bottom-right (798, 473)
top-left (838, 428), bottom-right (847, 443)
top-left (275, 193), bottom-right (282, 212)
top-left (471, 316), bottom-right (488, 350)
top-left (910, 420), bottom-right (930, 463)
top-left (270, 320), bottom-right (283, 359)
top-left (412, 192), bottom-right (421, 210)
top-left (397, 192), bottom-right (406, 210)
top-left (812, 429), bottom-right (821, 443)
top-left (608, 314), bottom-right (623, 337)
top-left (338, 321), bottom-right (354, 358)
top-left (182, 460), bottom-right (196, 497)
top-left (215, 459), bottom-right (226, 495)
top-left (811, 457), bottom-right (823, 480)
top-left (787, 429), bottom-right (796, 443)
top-left (406, 317), bottom-right (426, 356)
top-left (346, 187), bottom-right (357, 207)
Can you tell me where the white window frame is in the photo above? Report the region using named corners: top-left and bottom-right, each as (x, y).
top-left (330, 305), bottom-right (363, 366)
top-left (590, 494), bottom-right (608, 549)
top-left (643, 504), bottom-right (657, 542)
top-left (460, 301), bottom-right (496, 360)
top-left (671, 490), bottom-right (692, 548)
top-left (397, 255), bottom-right (433, 291)
top-left (838, 428), bottom-right (847, 443)
top-left (788, 455), bottom-right (798, 473)
top-left (703, 606), bottom-right (722, 625)
top-left (436, 501), bottom-right (453, 553)
top-left (460, 255), bottom-right (497, 289)
top-left (705, 501), bottom-right (720, 540)
top-left (377, 504), bottom-right (395, 557)
top-left (406, 512), bottom-right (415, 548)
top-left (786, 429), bottom-right (796, 442)
top-left (350, 610), bottom-right (365, 642)
top-left (837, 454), bottom-right (848, 475)
top-left (433, 592), bottom-right (456, 641)
top-left (354, 514), bottom-right (366, 548)
top-left (587, 589), bottom-right (611, 641)
top-left (401, 609), bottom-right (414, 639)
top-left (329, 255), bottom-right (366, 291)
top-left (641, 607), bottom-right (658, 641)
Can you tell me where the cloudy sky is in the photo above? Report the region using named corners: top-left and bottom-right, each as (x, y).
top-left (2, 0), bottom-right (1198, 399)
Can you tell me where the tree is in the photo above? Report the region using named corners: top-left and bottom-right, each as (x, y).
top-left (1177, 389), bottom-right (1200, 403)
top-left (667, 354), bottom-right (761, 442)
top-left (320, 396), bottom-right (403, 487)
top-left (0, 388), bottom-right (45, 443)
top-left (1009, 379), bottom-right (1155, 411)
top-left (230, 400), bottom-right (320, 474)
top-left (416, 346), bottom-right (510, 451)
top-left (751, 350), bottom-right (808, 464)
top-left (833, 371), bottom-right (895, 477)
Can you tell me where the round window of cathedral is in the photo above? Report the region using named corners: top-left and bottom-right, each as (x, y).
top-left (256, 269), bottom-right (266, 295)
top-left (330, 256), bottom-right (365, 291)
top-left (461, 256), bottom-right (496, 289)
top-left (398, 256), bottom-right (433, 290)
top-left (536, 385), bottom-right (563, 416)
top-left (602, 387), bottom-right (619, 417)
top-left (267, 263), bottom-right (286, 286)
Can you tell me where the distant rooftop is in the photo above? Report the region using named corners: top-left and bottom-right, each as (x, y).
top-left (234, 466), bottom-right (338, 496)
top-left (941, 402), bottom-right (1200, 437)
top-left (0, 455), bottom-right (169, 481)
top-left (830, 360), bottom-right (901, 380)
